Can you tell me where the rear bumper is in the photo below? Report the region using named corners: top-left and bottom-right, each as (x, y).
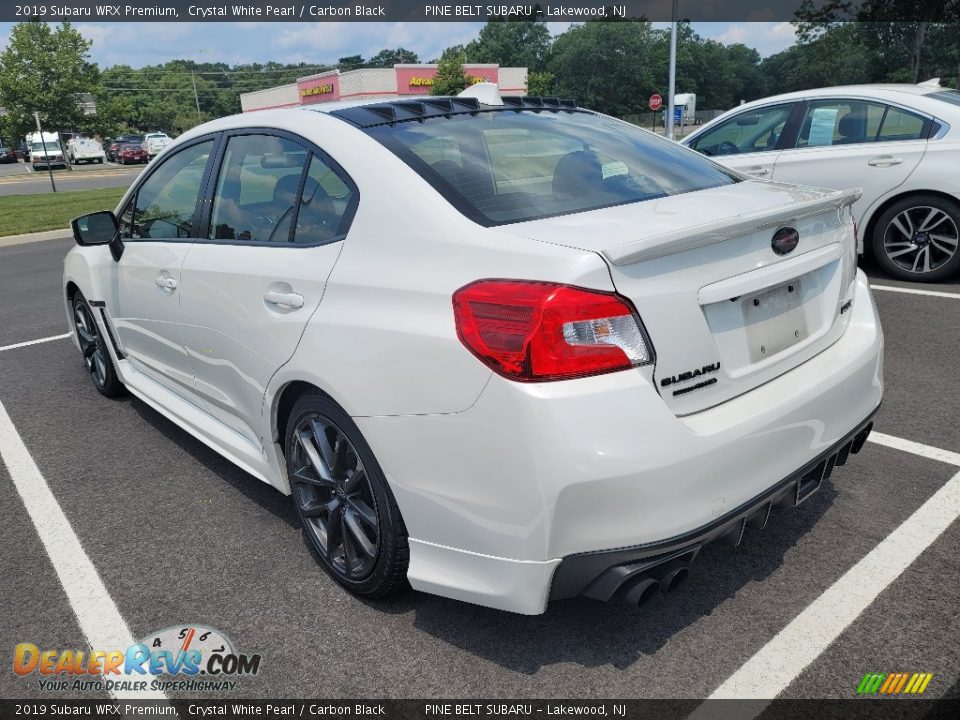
top-left (357, 271), bottom-right (883, 614)
top-left (549, 411), bottom-right (875, 602)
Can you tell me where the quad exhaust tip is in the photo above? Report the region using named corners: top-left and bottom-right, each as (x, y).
top-left (579, 419), bottom-right (876, 608)
top-left (618, 563), bottom-right (691, 606)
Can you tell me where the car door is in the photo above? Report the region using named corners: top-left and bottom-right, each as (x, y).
top-left (685, 102), bottom-right (800, 179)
top-left (178, 131), bottom-right (358, 448)
top-left (104, 137), bottom-right (216, 399)
top-left (771, 99), bottom-right (929, 225)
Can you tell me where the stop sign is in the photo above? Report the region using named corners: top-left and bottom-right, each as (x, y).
top-left (649, 94), bottom-right (663, 111)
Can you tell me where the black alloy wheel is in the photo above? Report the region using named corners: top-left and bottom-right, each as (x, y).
top-left (286, 393), bottom-right (408, 598)
top-left (72, 292), bottom-right (124, 397)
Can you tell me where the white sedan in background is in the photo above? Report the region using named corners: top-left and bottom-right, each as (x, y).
top-left (143, 131), bottom-right (172, 158)
top-left (683, 82), bottom-right (960, 282)
top-left (64, 88), bottom-right (882, 614)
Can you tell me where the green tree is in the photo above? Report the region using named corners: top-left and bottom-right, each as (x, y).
top-left (337, 55), bottom-right (365, 71)
top-left (526, 71), bottom-right (555, 96)
top-left (0, 21), bottom-right (99, 138)
top-left (466, 19), bottom-right (552, 71)
top-left (546, 21), bottom-right (658, 116)
top-left (367, 48), bottom-right (419, 67)
top-left (431, 48), bottom-right (471, 95)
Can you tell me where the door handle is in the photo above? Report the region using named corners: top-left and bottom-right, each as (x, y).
top-left (263, 290), bottom-right (304, 309)
top-left (746, 167), bottom-right (770, 176)
top-left (867, 155), bottom-right (904, 167)
top-left (155, 274), bottom-right (177, 290)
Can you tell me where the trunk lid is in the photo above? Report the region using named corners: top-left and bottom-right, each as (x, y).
top-left (506, 180), bottom-right (860, 415)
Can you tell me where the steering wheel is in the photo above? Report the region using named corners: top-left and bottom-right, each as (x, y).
top-left (717, 141), bottom-right (739, 156)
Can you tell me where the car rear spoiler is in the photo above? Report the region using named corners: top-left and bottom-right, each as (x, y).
top-left (602, 185), bottom-right (862, 266)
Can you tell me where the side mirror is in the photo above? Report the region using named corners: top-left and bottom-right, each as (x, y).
top-left (72, 211), bottom-right (124, 261)
top-left (72, 211), bottom-right (117, 245)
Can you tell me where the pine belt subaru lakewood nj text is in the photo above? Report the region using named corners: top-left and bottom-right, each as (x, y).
top-left (64, 84), bottom-right (883, 615)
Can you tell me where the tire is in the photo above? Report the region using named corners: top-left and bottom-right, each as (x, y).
top-left (71, 291), bottom-right (125, 398)
top-left (284, 392), bottom-right (409, 599)
top-left (871, 194), bottom-right (960, 282)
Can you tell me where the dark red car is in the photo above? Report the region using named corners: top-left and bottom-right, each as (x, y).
top-left (117, 143), bottom-right (147, 164)
top-left (0, 146), bottom-right (18, 164)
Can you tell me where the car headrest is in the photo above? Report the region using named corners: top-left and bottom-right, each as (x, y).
top-left (838, 110), bottom-right (867, 141)
top-left (273, 173), bottom-right (303, 206)
top-left (552, 150), bottom-right (603, 198)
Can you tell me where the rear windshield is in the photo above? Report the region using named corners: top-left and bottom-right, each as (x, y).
top-left (929, 90), bottom-right (960, 107)
top-left (365, 110), bottom-right (740, 226)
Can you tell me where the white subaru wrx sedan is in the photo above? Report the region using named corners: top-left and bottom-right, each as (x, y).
top-left (64, 90), bottom-right (883, 615)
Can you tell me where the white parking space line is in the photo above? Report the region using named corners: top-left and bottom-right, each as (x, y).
top-left (0, 396), bottom-right (167, 700)
top-left (870, 284), bottom-right (960, 299)
top-left (688, 436), bottom-right (960, 714)
top-left (0, 333), bottom-right (71, 353)
top-left (868, 431), bottom-right (960, 467)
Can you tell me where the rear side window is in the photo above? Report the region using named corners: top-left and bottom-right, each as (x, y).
top-left (119, 140), bottom-right (213, 240)
top-left (290, 154), bottom-right (357, 245)
top-left (795, 100), bottom-right (886, 147)
top-left (366, 110), bottom-right (738, 226)
top-left (208, 133), bottom-right (357, 245)
top-left (877, 106), bottom-right (926, 141)
top-left (793, 100), bottom-right (927, 147)
top-left (208, 134), bottom-right (310, 243)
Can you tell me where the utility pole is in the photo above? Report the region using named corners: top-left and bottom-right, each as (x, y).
top-left (192, 70), bottom-right (201, 121)
top-left (34, 111), bottom-right (57, 193)
top-left (667, 0), bottom-right (678, 141)
top-left (191, 50), bottom-right (212, 122)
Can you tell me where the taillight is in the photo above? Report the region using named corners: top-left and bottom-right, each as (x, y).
top-left (838, 205), bottom-right (858, 311)
top-left (453, 280), bottom-right (653, 382)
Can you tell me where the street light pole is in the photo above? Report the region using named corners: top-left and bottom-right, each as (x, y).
top-left (667, 0), bottom-right (678, 141)
top-left (34, 111), bottom-right (57, 193)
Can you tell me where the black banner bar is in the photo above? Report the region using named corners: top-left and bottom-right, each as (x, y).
top-left (2, 1), bottom-right (960, 23)
top-left (2, 699), bottom-right (960, 720)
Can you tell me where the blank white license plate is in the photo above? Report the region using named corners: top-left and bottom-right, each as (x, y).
top-left (742, 280), bottom-right (808, 362)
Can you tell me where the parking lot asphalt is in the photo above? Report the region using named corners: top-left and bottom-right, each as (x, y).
top-left (0, 238), bottom-right (958, 701)
top-left (0, 161), bottom-right (143, 195)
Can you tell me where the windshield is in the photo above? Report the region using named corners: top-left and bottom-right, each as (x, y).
top-left (365, 110), bottom-right (739, 226)
top-left (31, 143), bottom-right (61, 153)
top-left (929, 90), bottom-right (960, 107)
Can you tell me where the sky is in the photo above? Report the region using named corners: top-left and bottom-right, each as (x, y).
top-left (0, 21), bottom-right (798, 70)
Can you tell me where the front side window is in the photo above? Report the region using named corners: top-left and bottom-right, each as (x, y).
top-left (119, 139), bottom-right (212, 240)
top-left (689, 104), bottom-right (795, 157)
top-left (208, 134), bottom-right (310, 243)
top-left (368, 110), bottom-right (739, 226)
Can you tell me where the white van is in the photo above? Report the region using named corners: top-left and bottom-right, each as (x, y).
top-left (26, 131), bottom-right (66, 169)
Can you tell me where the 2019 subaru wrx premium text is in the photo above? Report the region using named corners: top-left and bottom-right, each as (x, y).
top-left (63, 86), bottom-right (883, 615)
